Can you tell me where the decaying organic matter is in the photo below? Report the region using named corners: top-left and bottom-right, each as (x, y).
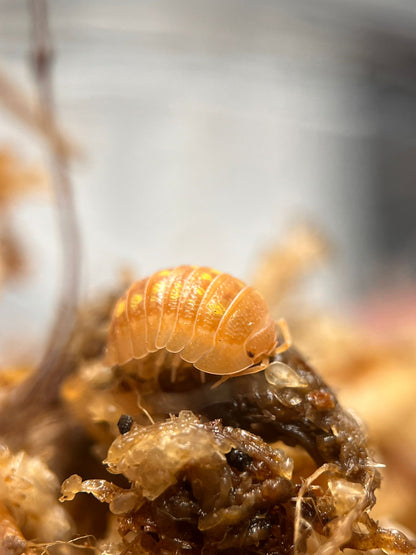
top-left (59, 309), bottom-right (415, 554)
top-left (0, 254), bottom-right (415, 554)
top-left (62, 411), bottom-right (295, 554)
top-left (0, 206), bottom-right (414, 554)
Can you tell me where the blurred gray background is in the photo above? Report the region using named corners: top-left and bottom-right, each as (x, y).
top-left (0, 0), bottom-right (415, 362)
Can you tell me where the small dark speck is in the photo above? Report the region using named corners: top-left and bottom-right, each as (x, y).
top-left (118, 414), bottom-right (133, 434)
top-left (226, 448), bottom-right (253, 471)
top-left (247, 351), bottom-right (255, 358)
top-left (247, 516), bottom-right (272, 541)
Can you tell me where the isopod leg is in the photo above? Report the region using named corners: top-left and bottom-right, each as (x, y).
top-left (211, 375), bottom-right (231, 389)
top-left (274, 318), bottom-right (292, 355)
top-left (210, 357), bottom-right (269, 389)
top-left (169, 354), bottom-right (182, 383)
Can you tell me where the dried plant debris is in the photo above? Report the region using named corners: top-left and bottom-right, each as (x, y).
top-left (246, 225), bottom-right (416, 537)
top-left (63, 347), bottom-right (377, 485)
top-left (252, 224), bottom-right (329, 310)
top-left (0, 70), bottom-right (79, 160)
top-left (0, 443), bottom-right (72, 554)
top-left (59, 332), bottom-right (415, 554)
top-left (0, 147), bottom-right (48, 290)
top-left (1, 253), bottom-right (415, 554)
top-left (0, 147), bottom-right (48, 208)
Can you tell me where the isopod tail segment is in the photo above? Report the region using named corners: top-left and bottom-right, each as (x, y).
top-left (211, 318), bottom-right (292, 388)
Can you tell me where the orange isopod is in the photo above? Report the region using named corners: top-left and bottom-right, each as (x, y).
top-left (106, 266), bottom-right (291, 377)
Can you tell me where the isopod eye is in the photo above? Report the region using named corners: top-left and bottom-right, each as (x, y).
top-left (245, 321), bottom-right (277, 363)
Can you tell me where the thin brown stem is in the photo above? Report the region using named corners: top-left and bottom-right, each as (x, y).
top-left (15, 0), bottom-right (81, 403)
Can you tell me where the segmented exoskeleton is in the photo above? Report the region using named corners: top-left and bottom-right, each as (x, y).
top-left (106, 265), bottom-right (291, 378)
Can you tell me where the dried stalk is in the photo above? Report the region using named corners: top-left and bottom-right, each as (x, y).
top-left (22, 0), bottom-right (81, 401)
top-left (0, 0), bottom-right (81, 424)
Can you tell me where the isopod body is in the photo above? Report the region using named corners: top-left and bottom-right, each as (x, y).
top-left (106, 266), bottom-right (290, 377)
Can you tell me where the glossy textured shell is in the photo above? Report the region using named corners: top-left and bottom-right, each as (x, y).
top-left (106, 266), bottom-right (277, 376)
